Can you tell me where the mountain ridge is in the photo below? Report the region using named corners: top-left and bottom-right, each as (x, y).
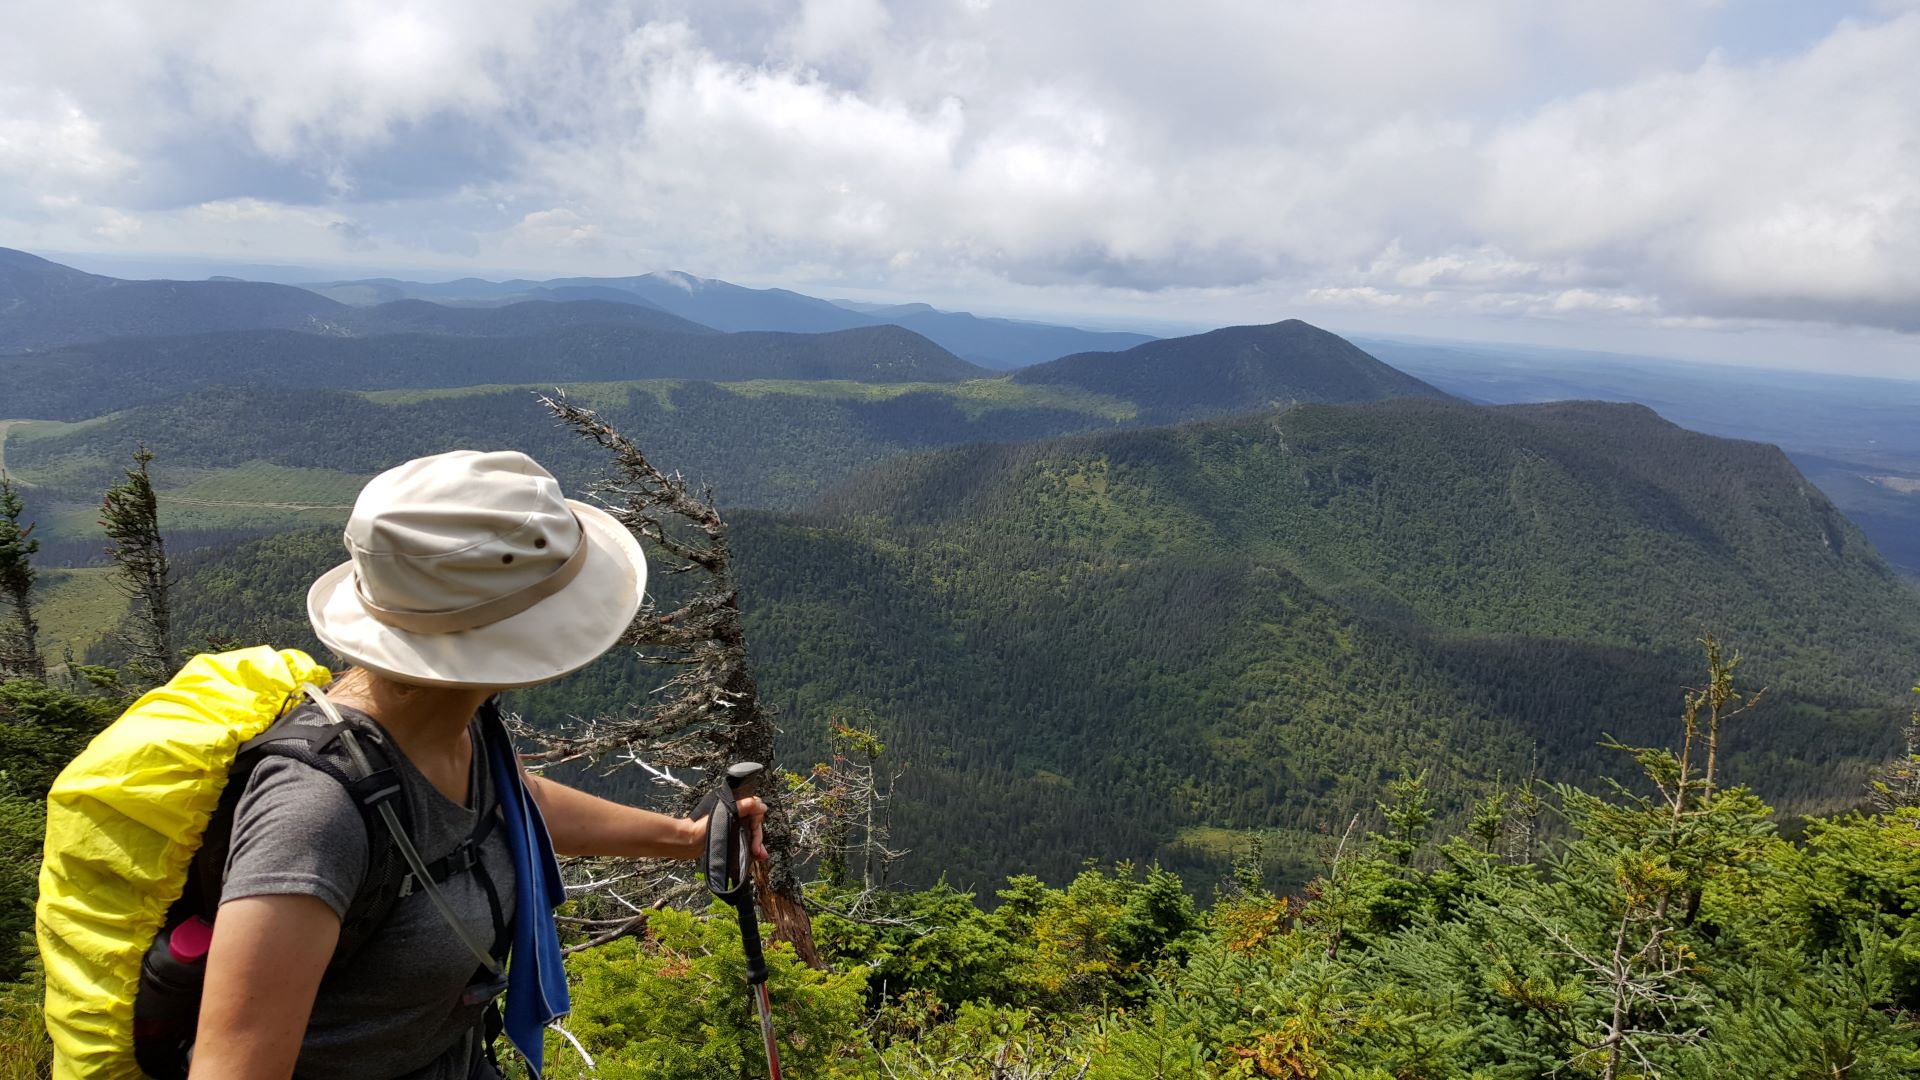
top-left (0, 246), bottom-right (349, 352)
top-left (1, 246), bottom-right (1156, 368)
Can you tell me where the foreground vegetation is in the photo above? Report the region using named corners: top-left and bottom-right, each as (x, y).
top-left (519, 648), bottom-right (1920, 1078)
top-left (3, 651), bottom-right (1917, 1078)
top-left (3, 416), bottom-right (1918, 1076)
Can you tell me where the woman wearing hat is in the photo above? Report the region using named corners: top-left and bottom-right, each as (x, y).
top-left (186, 450), bottom-right (764, 1080)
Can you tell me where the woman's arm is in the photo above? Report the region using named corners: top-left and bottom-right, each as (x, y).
top-left (188, 895), bottom-right (340, 1080)
top-left (523, 772), bottom-right (767, 862)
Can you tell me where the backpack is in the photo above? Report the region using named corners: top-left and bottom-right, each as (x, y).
top-left (36, 646), bottom-right (506, 1080)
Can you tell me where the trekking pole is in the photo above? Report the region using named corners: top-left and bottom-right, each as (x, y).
top-left (702, 761), bottom-right (782, 1080)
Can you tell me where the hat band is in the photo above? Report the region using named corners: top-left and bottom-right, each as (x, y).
top-left (354, 521), bottom-right (592, 635)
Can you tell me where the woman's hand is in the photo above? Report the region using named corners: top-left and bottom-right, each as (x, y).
top-left (691, 795), bottom-right (769, 864)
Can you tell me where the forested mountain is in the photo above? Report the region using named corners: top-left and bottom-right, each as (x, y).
top-left (1014, 319), bottom-right (1451, 421)
top-left (0, 247), bottom-right (346, 351)
top-left (1365, 337), bottom-right (1920, 580)
top-left (154, 397), bottom-right (1920, 890)
top-left (0, 246), bottom-right (115, 306)
top-left (0, 323), bottom-right (987, 419)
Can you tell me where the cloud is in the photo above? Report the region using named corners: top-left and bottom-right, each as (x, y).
top-left (0, 87), bottom-right (132, 194)
top-left (783, 0), bottom-right (892, 66)
top-left (510, 208), bottom-right (604, 251)
top-left (1, 0), bottom-right (1914, 344)
top-left (192, 198), bottom-right (336, 226)
top-left (329, 219), bottom-right (376, 251)
top-left (0, 0), bottom-right (565, 202)
top-left (1477, 14), bottom-right (1920, 330)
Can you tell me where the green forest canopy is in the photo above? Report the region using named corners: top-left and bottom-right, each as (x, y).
top-left (137, 397), bottom-right (1920, 891)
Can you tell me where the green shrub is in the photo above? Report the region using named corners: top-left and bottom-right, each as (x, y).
top-left (542, 906), bottom-right (866, 1079)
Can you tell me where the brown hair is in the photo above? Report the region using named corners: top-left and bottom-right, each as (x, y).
top-left (326, 666), bottom-right (436, 702)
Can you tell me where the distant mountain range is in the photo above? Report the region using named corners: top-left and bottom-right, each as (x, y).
top-left (301, 270), bottom-right (871, 333)
top-left (7, 241), bottom-right (1915, 585)
top-left (335, 297), bottom-right (714, 338)
top-left (301, 269), bottom-right (1155, 369)
top-left (0, 247), bottom-right (1154, 368)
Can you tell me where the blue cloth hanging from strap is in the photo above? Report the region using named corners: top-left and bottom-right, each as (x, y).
top-left (482, 709), bottom-right (571, 1078)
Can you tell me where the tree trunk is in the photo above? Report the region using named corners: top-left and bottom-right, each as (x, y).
top-left (753, 859), bottom-right (822, 968)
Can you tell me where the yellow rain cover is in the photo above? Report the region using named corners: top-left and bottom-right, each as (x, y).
top-left (36, 646), bottom-right (329, 1080)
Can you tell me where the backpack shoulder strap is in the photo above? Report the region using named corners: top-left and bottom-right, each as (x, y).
top-left (188, 686), bottom-right (507, 976)
top-left (186, 690), bottom-right (412, 967)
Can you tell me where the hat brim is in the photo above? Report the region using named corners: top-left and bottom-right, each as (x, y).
top-left (307, 499), bottom-right (647, 689)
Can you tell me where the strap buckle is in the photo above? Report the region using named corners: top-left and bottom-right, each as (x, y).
top-left (442, 838), bottom-right (481, 877)
top-left (399, 837), bottom-right (480, 898)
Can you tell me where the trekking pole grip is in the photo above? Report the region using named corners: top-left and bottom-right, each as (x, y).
top-left (724, 762), bottom-right (769, 985)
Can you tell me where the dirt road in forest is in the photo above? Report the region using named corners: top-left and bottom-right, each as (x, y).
top-left (0, 421), bottom-right (21, 483)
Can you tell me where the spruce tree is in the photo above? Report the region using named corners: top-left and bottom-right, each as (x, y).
top-left (1374, 769), bottom-right (1433, 868)
top-left (101, 447), bottom-right (173, 684)
top-left (1467, 783), bottom-right (1508, 855)
top-left (0, 478), bottom-right (43, 680)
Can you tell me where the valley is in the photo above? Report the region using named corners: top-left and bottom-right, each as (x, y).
top-left (0, 420), bottom-right (19, 480)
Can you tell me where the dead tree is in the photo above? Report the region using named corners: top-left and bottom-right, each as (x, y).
top-left (0, 477), bottom-right (44, 680)
top-left (527, 393), bottom-right (819, 965)
top-left (102, 447), bottom-right (174, 685)
top-left (798, 716), bottom-right (908, 922)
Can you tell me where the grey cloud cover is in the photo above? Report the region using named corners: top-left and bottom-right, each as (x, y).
top-left (1, 0), bottom-right (1916, 370)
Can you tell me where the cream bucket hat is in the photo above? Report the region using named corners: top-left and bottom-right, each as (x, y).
top-left (307, 450), bottom-right (647, 689)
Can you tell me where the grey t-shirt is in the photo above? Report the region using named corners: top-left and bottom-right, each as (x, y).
top-left (222, 704), bottom-right (517, 1079)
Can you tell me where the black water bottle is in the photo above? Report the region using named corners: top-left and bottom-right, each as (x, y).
top-left (132, 916), bottom-right (214, 1080)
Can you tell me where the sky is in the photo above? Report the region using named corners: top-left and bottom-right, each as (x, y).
top-left (3, 0), bottom-right (1918, 376)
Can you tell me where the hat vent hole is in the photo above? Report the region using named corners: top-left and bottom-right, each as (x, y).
top-left (501, 554), bottom-right (514, 564)
top-left (534, 537), bottom-right (548, 549)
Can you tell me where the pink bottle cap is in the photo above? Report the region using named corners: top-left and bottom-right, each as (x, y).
top-left (168, 917), bottom-right (214, 964)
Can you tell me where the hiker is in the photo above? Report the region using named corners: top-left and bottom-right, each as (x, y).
top-left (189, 450), bottom-right (767, 1079)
